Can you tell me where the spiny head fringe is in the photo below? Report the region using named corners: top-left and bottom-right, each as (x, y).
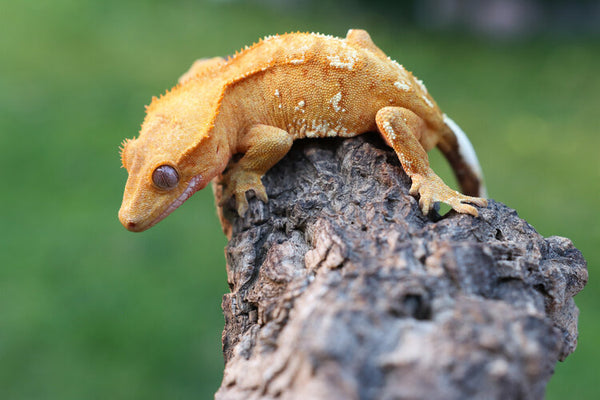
top-left (119, 138), bottom-right (133, 168)
top-left (145, 81), bottom-right (183, 113)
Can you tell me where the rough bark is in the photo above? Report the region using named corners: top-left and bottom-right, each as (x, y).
top-left (212, 133), bottom-right (587, 400)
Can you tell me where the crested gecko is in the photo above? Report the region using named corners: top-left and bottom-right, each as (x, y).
top-left (119, 29), bottom-right (487, 232)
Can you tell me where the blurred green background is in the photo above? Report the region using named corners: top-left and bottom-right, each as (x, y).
top-left (1, 0), bottom-right (598, 398)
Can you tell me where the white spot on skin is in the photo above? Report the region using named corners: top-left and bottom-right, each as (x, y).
top-left (394, 80), bottom-right (411, 91)
top-left (327, 45), bottom-right (358, 70)
top-left (330, 92), bottom-right (342, 112)
top-left (415, 78), bottom-right (428, 94)
top-left (310, 120), bottom-right (330, 137)
top-left (294, 119), bottom-right (355, 139)
top-left (294, 100), bottom-right (306, 113)
top-left (328, 55), bottom-right (353, 70)
top-left (289, 44), bottom-right (309, 65)
top-left (382, 121), bottom-right (396, 140)
top-left (274, 89), bottom-right (279, 97)
top-left (398, 152), bottom-right (413, 169)
top-left (338, 126), bottom-right (352, 137)
top-left (289, 118), bottom-right (308, 137)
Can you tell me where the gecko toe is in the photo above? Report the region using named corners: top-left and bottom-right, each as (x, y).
top-left (459, 196), bottom-right (488, 207)
top-left (452, 201), bottom-right (479, 217)
top-left (472, 197), bottom-right (488, 207)
top-left (409, 179), bottom-right (422, 196)
top-left (255, 187), bottom-right (269, 203)
top-left (419, 195), bottom-right (433, 215)
top-left (235, 193), bottom-right (249, 216)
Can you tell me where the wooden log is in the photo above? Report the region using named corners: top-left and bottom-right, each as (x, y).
top-left (212, 133), bottom-right (587, 400)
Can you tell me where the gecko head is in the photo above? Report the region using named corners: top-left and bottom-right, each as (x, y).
top-left (118, 107), bottom-right (224, 232)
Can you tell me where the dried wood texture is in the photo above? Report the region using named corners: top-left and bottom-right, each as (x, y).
top-left (212, 134), bottom-right (587, 400)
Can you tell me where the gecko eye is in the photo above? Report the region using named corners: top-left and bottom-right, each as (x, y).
top-left (152, 165), bottom-right (179, 190)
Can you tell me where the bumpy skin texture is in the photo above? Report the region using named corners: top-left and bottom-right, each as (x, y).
top-left (118, 29), bottom-right (487, 232)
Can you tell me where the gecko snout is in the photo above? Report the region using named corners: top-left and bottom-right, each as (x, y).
top-left (120, 218), bottom-right (148, 232)
top-left (119, 216), bottom-right (143, 232)
top-left (118, 206), bottom-right (145, 232)
top-left (125, 220), bottom-right (138, 231)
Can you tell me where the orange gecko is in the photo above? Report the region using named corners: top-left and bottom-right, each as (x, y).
top-left (118, 29), bottom-right (487, 232)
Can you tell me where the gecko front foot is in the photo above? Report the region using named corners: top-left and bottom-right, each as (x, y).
top-left (219, 168), bottom-right (269, 216)
top-left (409, 169), bottom-right (488, 217)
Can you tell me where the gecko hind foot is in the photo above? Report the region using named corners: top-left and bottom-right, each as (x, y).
top-left (409, 170), bottom-right (488, 217)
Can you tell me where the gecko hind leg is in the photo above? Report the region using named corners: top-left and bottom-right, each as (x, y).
top-left (375, 107), bottom-right (487, 216)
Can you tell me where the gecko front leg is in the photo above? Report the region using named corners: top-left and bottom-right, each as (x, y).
top-left (376, 107), bottom-right (487, 216)
top-left (220, 124), bottom-right (293, 216)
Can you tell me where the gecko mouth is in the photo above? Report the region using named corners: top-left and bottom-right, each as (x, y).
top-left (144, 174), bottom-right (206, 231)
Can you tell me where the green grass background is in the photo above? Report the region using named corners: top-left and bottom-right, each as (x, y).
top-left (1, 0), bottom-right (598, 398)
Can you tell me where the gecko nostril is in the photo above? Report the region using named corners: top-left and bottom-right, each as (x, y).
top-left (126, 221), bottom-right (137, 230)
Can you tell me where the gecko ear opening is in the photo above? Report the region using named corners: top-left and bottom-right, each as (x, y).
top-left (152, 165), bottom-right (180, 190)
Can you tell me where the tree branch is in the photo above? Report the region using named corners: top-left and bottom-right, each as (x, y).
top-left (212, 133), bottom-right (587, 400)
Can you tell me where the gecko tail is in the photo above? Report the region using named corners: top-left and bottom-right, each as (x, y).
top-left (438, 114), bottom-right (487, 198)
